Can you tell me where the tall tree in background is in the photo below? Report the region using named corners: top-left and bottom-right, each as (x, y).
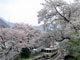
top-left (38, 0), bottom-right (80, 32)
top-left (38, 0), bottom-right (80, 41)
top-left (37, 0), bottom-right (80, 58)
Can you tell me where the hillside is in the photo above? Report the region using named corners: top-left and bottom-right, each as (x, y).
top-left (0, 18), bottom-right (12, 28)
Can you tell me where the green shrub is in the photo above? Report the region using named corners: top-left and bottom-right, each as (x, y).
top-left (20, 47), bottom-right (31, 58)
top-left (76, 55), bottom-right (80, 60)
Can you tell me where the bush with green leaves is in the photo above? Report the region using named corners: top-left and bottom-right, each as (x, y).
top-left (67, 32), bottom-right (80, 57)
top-left (20, 47), bottom-right (31, 58)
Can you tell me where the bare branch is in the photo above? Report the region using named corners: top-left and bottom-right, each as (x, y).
top-left (54, 6), bottom-right (77, 32)
top-left (54, 6), bottom-right (70, 22)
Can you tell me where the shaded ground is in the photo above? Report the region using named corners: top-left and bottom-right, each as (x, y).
top-left (18, 58), bottom-right (32, 60)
